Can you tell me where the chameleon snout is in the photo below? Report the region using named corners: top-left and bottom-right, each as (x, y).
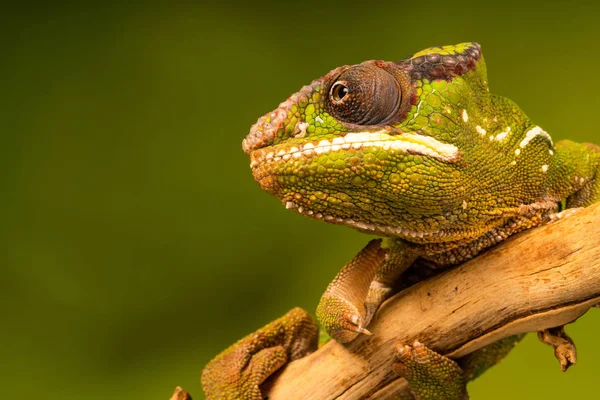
top-left (242, 82), bottom-right (321, 155)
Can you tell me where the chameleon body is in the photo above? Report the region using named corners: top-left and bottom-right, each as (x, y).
top-left (202, 43), bottom-right (600, 399)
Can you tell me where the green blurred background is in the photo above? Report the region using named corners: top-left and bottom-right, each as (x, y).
top-left (3, 2), bottom-right (600, 399)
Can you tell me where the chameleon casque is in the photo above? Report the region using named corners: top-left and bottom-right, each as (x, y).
top-left (202, 43), bottom-right (600, 399)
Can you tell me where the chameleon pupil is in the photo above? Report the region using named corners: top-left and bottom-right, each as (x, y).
top-left (331, 83), bottom-right (348, 102)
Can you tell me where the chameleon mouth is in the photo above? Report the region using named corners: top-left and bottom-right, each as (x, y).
top-left (249, 129), bottom-right (460, 168)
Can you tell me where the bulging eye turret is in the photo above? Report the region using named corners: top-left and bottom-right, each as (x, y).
top-left (326, 64), bottom-right (401, 125)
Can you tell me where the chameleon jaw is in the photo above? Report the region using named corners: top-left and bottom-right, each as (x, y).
top-left (249, 129), bottom-right (460, 168)
top-left (283, 198), bottom-right (442, 240)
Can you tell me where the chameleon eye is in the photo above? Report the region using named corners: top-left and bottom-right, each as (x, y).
top-left (326, 65), bottom-right (401, 125)
top-left (330, 82), bottom-right (349, 103)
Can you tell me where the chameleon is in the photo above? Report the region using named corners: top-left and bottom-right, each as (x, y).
top-left (201, 42), bottom-right (600, 399)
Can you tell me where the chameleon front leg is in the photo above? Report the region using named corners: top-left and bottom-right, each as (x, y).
top-left (201, 308), bottom-right (318, 400)
top-left (316, 238), bottom-right (419, 342)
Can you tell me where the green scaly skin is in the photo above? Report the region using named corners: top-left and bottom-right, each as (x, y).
top-left (202, 43), bottom-right (600, 399)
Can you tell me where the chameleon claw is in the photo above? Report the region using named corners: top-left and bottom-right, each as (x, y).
top-left (350, 314), bottom-right (372, 335)
top-left (361, 327), bottom-right (373, 335)
top-left (395, 341), bottom-right (429, 365)
top-left (356, 326), bottom-right (372, 336)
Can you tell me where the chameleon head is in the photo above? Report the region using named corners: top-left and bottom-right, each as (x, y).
top-left (243, 43), bottom-right (551, 243)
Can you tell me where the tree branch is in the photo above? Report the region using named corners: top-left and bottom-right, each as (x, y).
top-left (262, 203), bottom-right (600, 399)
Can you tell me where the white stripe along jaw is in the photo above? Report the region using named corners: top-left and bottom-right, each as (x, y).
top-left (250, 130), bottom-right (460, 168)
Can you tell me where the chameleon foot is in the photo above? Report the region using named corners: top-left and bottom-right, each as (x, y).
top-left (316, 239), bottom-right (387, 342)
top-left (393, 341), bottom-right (468, 400)
top-left (537, 326), bottom-right (577, 371)
top-left (201, 307), bottom-right (318, 400)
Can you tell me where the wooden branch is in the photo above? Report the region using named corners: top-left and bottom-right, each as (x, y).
top-left (263, 203), bottom-right (600, 400)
